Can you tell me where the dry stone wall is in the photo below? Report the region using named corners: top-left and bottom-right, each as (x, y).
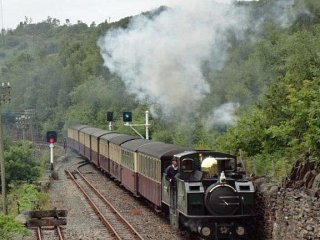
top-left (255, 161), bottom-right (320, 240)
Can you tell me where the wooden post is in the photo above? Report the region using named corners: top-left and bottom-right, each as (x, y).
top-left (0, 106), bottom-right (6, 214)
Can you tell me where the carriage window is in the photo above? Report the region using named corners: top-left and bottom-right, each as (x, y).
top-left (181, 158), bottom-right (193, 172)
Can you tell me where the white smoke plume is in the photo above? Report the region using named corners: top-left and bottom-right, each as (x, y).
top-left (99, 0), bottom-right (249, 116)
top-left (98, 0), bottom-right (306, 119)
top-left (207, 102), bottom-right (240, 128)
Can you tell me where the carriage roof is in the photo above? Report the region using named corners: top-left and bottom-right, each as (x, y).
top-left (80, 127), bottom-right (103, 135)
top-left (91, 130), bottom-right (114, 138)
top-left (109, 134), bottom-right (141, 145)
top-left (121, 139), bottom-right (152, 151)
top-left (100, 133), bottom-right (122, 141)
top-left (137, 142), bottom-right (191, 159)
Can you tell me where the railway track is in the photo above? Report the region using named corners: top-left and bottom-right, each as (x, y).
top-left (26, 209), bottom-right (67, 240)
top-left (33, 226), bottom-right (64, 240)
top-left (65, 165), bottom-right (144, 240)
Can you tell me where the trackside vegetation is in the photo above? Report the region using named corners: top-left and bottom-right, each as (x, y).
top-left (0, 141), bottom-right (49, 238)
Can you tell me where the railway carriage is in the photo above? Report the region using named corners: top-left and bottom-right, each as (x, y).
top-left (78, 127), bottom-right (87, 157)
top-left (108, 134), bottom-right (140, 181)
top-left (90, 129), bottom-right (111, 166)
top-left (67, 127), bottom-right (73, 149)
top-left (99, 133), bottom-right (123, 173)
top-left (136, 143), bottom-right (190, 208)
top-left (120, 139), bottom-right (151, 196)
top-left (67, 125), bottom-right (88, 152)
top-left (80, 127), bottom-right (103, 161)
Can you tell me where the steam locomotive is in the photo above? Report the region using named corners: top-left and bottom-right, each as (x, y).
top-left (67, 124), bottom-right (256, 239)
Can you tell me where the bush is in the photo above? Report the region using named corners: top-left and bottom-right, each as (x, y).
top-left (0, 213), bottom-right (29, 240)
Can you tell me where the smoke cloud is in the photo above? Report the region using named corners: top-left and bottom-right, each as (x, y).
top-left (99, 0), bottom-right (306, 122)
top-left (99, 0), bottom-right (250, 116)
top-left (207, 102), bottom-right (240, 128)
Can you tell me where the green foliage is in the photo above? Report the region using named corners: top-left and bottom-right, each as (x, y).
top-left (0, 3), bottom-right (320, 182)
top-left (246, 152), bottom-right (291, 181)
top-left (214, 107), bottom-right (268, 156)
top-left (7, 183), bottom-right (47, 214)
top-left (5, 141), bottom-right (40, 186)
top-left (214, 23), bottom-right (320, 179)
top-left (0, 213), bottom-right (29, 240)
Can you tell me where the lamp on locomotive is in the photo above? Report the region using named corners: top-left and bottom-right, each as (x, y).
top-left (123, 112), bottom-right (132, 122)
top-left (46, 131), bottom-right (57, 143)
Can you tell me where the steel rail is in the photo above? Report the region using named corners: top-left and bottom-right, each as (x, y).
top-left (66, 169), bottom-right (124, 239)
top-left (66, 168), bottom-right (143, 240)
top-left (56, 226), bottom-right (64, 240)
top-left (35, 227), bottom-right (42, 240)
top-left (32, 223), bottom-right (64, 240)
top-left (75, 168), bottom-right (144, 239)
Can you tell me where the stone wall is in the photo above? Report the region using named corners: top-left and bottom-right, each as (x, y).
top-left (255, 161), bottom-right (320, 240)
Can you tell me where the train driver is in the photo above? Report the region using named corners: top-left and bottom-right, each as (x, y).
top-left (165, 159), bottom-right (179, 184)
top-left (166, 159), bottom-right (179, 210)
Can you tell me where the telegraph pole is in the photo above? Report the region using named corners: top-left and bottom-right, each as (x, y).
top-left (0, 82), bottom-right (10, 214)
top-left (0, 105), bottom-right (5, 214)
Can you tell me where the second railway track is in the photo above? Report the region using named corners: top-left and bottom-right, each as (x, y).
top-left (65, 166), bottom-right (144, 240)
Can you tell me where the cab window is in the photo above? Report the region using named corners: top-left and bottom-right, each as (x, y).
top-left (181, 158), bottom-right (193, 172)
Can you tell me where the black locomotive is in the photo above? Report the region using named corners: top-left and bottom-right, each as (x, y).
top-left (163, 151), bottom-right (256, 239)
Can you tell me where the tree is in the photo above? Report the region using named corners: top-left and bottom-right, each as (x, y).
top-left (5, 141), bottom-right (40, 186)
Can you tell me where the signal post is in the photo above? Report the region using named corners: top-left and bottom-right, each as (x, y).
top-left (123, 111), bottom-right (150, 139)
top-left (46, 131), bottom-right (57, 171)
top-left (106, 111), bottom-right (151, 139)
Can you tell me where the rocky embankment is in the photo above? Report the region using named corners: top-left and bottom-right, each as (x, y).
top-left (255, 160), bottom-right (320, 240)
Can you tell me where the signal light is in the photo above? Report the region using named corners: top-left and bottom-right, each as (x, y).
top-left (123, 112), bottom-right (132, 122)
top-left (107, 112), bottom-right (113, 122)
top-left (46, 131), bottom-right (57, 143)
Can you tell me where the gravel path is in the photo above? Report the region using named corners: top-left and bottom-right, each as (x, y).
top-left (48, 151), bottom-right (189, 240)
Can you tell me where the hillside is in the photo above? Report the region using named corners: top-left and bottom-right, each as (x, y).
top-left (0, 0), bottom-right (319, 180)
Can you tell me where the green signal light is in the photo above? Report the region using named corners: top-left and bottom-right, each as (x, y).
top-left (123, 112), bottom-right (132, 122)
